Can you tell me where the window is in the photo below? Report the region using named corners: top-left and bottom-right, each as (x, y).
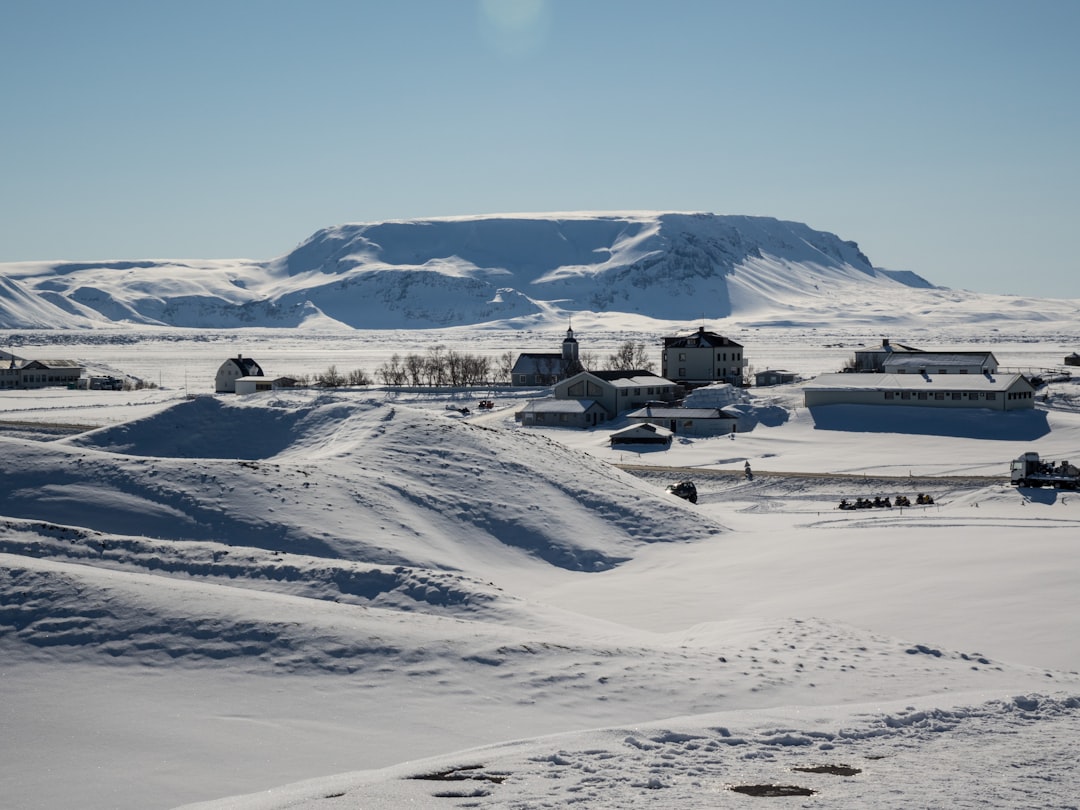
top-left (678, 352), bottom-right (686, 361)
top-left (935, 393), bottom-right (945, 400)
top-left (917, 392), bottom-right (928, 400)
top-left (986, 392), bottom-right (996, 400)
top-left (634, 388), bottom-right (641, 396)
top-left (960, 369), bottom-right (968, 374)
top-left (559, 414), bottom-right (568, 422)
top-left (678, 368), bottom-right (686, 377)
top-left (951, 393), bottom-right (961, 400)
top-left (884, 392), bottom-right (894, 400)
top-left (621, 389), bottom-right (628, 397)
top-left (901, 392), bottom-right (911, 400)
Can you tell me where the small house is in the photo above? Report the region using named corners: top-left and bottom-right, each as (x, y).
top-left (609, 423), bottom-right (673, 446)
top-left (515, 398), bottom-right (608, 428)
top-left (624, 406), bottom-right (739, 436)
top-left (755, 369), bottom-right (797, 387)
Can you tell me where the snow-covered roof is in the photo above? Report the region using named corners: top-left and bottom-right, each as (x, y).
top-left (517, 398), bottom-right (600, 414)
top-left (804, 372), bottom-right (1030, 393)
top-left (626, 406), bottom-right (735, 420)
top-left (607, 374), bottom-right (676, 389)
top-left (609, 422), bottom-right (674, 439)
top-left (883, 352), bottom-right (996, 370)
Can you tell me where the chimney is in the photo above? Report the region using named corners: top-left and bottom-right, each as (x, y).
top-left (882, 338), bottom-right (890, 348)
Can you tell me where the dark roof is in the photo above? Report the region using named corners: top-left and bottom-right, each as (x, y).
top-left (226, 356), bottom-right (264, 376)
top-left (663, 327), bottom-right (742, 349)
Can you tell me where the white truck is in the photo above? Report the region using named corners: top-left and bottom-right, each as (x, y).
top-left (1010, 452), bottom-right (1080, 489)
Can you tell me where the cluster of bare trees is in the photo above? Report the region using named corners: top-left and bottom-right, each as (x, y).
top-left (376, 347), bottom-right (516, 387)
top-left (604, 341), bottom-right (655, 373)
top-left (288, 340), bottom-right (657, 390)
top-left (314, 366), bottom-right (371, 387)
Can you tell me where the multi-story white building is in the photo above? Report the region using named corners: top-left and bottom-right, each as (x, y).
top-left (661, 327), bottom-right (746, 387)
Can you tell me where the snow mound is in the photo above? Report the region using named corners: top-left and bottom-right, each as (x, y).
top-left (32, 392), bottom-right (728, 571)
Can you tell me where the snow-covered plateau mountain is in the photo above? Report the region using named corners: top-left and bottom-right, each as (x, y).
top-left (0, 212), bottom-right (947, 330)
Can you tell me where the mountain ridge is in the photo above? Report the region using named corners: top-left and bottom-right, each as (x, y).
top-left (1, 212), bottom-right (936, 330)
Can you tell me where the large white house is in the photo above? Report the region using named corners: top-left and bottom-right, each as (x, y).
top-left (661, 327), bottom-right (746, 387)
top-left (803, 372), bottom-right (1036, 411)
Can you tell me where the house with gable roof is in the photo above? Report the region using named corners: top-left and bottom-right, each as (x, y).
top-left (511, 326), bottom-right (585, 386)
top-left (0, 351), bottom-right (83, 389)
top-left (215, 354), bottom-right (264, 393)
top-left (515, 369), bottom-right (678, 428)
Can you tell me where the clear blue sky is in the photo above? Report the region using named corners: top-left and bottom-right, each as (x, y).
top-left (2, 0), bottom-right (1078, 297)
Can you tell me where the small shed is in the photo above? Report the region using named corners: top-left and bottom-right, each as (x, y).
top-left (755, 369), bottom-right (797, 387)
top-left (1065, 353), bottom-right (1080, 367)
top-left (235, 376), bottom-right (297, 395)
top-left (609, 422), bottom-right (673, 446)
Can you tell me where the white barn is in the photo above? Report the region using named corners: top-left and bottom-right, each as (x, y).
top-left (215, 355), bottom-right (264, 393)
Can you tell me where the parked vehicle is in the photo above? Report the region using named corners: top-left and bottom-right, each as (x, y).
top-left (1010, 452), bottom-right (1080, 489)
top-left (666, 481), bottom-right (698, 504)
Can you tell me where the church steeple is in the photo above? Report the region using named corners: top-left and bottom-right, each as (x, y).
top-left (561, 322), bottom-right (581, 372)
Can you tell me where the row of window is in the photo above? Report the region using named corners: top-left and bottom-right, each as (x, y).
top-left (619, 386), bottom-right (669, 397)
top-left (0, 374), bottom-right (79, 383)
top-left (674, 352), bottom-right (743, 362)
top-left (883, 391), bottom-right (1008, 401)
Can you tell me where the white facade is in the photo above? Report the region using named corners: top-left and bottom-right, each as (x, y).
top-left (216, 355), bottom-right (264, 393)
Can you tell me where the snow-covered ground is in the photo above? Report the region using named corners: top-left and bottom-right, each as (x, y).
top-left (2, 327), bottom-right (1079, 809)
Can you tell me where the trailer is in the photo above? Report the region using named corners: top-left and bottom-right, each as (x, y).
top-left (1010, 452), bottom-right (1080, 489)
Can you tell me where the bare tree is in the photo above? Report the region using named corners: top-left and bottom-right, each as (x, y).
top-left (317, 365), bottom-right (346, 387)
top-left (604, 341), bottom-right (655, 372)
top-left (495, 351), bottom-right (515, 384)
top-left (347, 367), bottom-right (371, 386)
top-left (377, 355), bottom-right (407, 386)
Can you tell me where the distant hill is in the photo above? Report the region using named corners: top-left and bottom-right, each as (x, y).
top-left (0, 212), bottom-right (937, 330)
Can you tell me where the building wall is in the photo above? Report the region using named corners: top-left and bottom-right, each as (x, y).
top-left (0, 364), bottom-right (83, 389)
top-left (804, 386), bottom-right (1034, 411)
top-left (662, 346), bottom-right (745, 384)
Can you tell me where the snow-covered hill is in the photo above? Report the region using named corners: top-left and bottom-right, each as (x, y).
top-left (0, 213), bottom-right (939, 329)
